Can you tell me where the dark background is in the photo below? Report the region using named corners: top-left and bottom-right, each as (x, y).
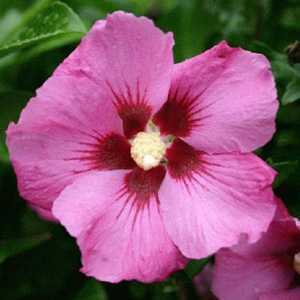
top-left (0, 0), bottom-right (299, 299)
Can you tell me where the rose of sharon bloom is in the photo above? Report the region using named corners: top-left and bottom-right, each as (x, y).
top-left (212, 201), bottom-right (300, 300)
top-left (7, 12), bottom-right (278, 282)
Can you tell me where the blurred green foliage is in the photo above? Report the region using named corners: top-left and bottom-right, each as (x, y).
top-left (0, 1), bottom-right (86, 57)
top-left (0, 0), bottom-right (300, 299)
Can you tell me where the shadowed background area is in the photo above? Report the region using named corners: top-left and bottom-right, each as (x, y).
top-left (0, 0), bottom-right (300, 299)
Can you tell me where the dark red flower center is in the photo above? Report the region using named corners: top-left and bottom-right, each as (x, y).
top-left (124, 166), bottom-right (166, 204)
top-left (75, 82), bottom-right (203, 208)
top-left (153, 86), bottom-right (202, 137)
top-left (69, 133), bottom-right (135, 173)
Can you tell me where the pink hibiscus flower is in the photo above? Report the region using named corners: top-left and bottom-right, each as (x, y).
top-left (6, 11), bottom-right (278, 282)
top-left (212, 200), bottom-right (300, 300)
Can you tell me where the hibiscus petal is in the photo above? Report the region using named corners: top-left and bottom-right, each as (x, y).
top-left (260, 288), bottom-right (300, 300)
top-left (212, 216), bottom-right (300, 300)
top-left (52, 169), bottom-right (186, 283)
top-left (232, 218), bottom-right (300, 258)
top-left (212, 248), bottom-right (295, 300)
top-left (159, 139), bottom-right (276, 258)
top-left (56, 11), bottom-right (174, 138)
top-left (154, 41), bottom-right (278, 153)
top-left (6, 75), bottom-right (134, 219)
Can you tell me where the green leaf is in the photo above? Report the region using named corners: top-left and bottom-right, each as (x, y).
top-left (0, 0), bottom-right (86, 57)
top-left (271, 160), bottom-right (298, 188)
top-left (184, 258), bottom-right (209, 279)
top-left (0, 31), bottom-right (84, 70)
top-left (282, 76), bottom-right (300, 105)
top-left (0, 233), bottom-right (50, 264)
top-left (74, 279), bottom-right (107, 300)
top-left (0, 9), bottom-right (22, 41)
top-left (272, 60), bottom-right (300, 81)
top-left (0, 90), bottom-right (31, 162)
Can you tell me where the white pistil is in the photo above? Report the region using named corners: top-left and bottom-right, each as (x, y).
top-left (130, 131), bottom-right (167, 171)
